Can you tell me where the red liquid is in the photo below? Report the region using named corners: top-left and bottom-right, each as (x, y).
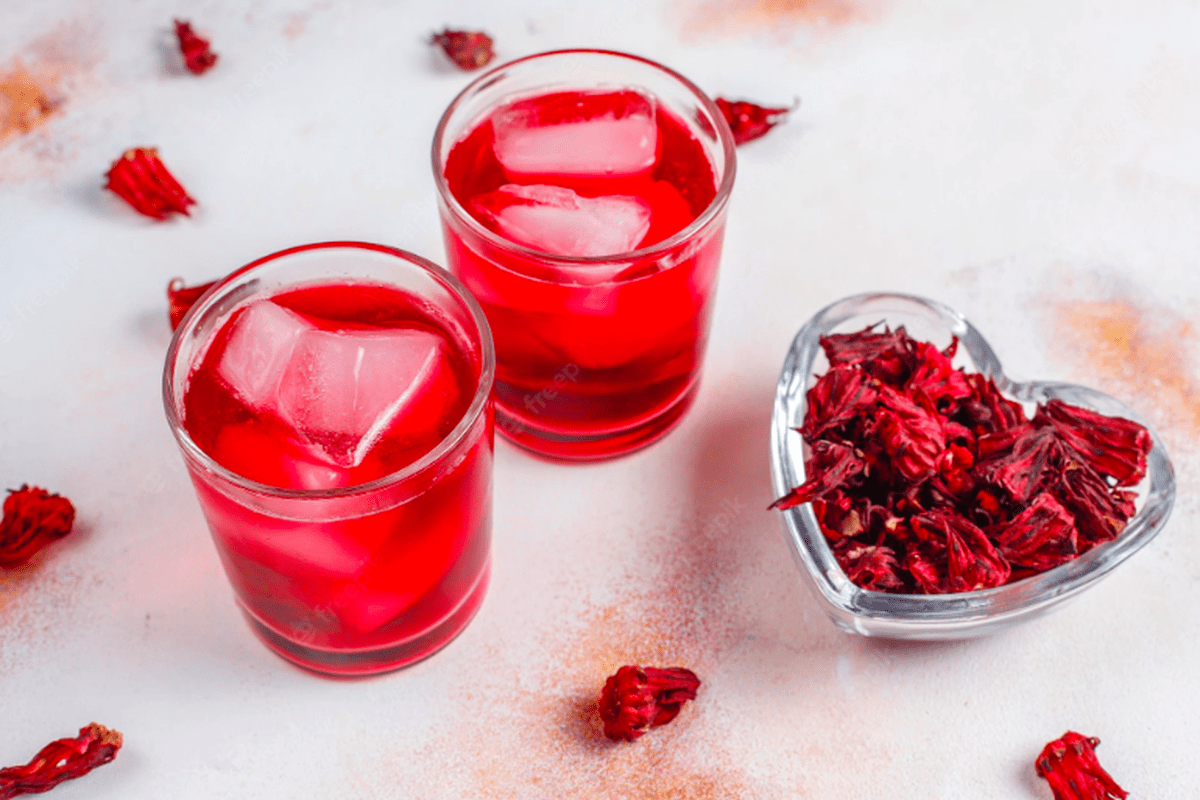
top-left (441, 89), bottom-right (725, 458)
top-left (182, 282), bottom-right (492, 675)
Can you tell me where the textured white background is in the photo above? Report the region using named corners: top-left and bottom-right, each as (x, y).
top-left (2, 0), bottom-right (1198, 797)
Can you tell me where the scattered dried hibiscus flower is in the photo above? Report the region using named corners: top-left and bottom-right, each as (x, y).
top-left (771, 324), bottom-right (1153, 594)
top-left (105, 147), bottom-right (196, 220)
top-left (0, 723), bottom-right (122, 798)
top-left (1036, 731), bottom-right (1127, 800)
top-left (0, 485), bottom-right (76, 569)
top-left (167, 278), bottom-right (217, 331)
top-left (716, 97), bottom-right (796, 145)
top-left (175, 20), bottom-right (218, 75)
top-left (599, 665), bottom-right (700, 741)
top-left (430, 29), bottom-right (494, 71)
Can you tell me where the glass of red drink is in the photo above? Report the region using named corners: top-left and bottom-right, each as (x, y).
top-left (433, 49), bottom-right (736, 460)
top-left (163, 242), bottom-right (495, 676)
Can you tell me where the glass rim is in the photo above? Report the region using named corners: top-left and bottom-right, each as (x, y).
top-left (162, 240), bottom-right (496, 501)
top-left (430, 47), bottom-right (738, 267)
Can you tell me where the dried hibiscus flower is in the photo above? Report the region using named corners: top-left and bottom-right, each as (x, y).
top-left (715, 97), bottom-right (796, 145)
top-left (834, 540), bottom-right (904, 592)
top-left (909, 508), bottom-right (1011, 592)
top-left (991, 492), bottom-right (1078, 572)
top-left (167, 278), bottom-right (217, 331)
top-left (0, 485), bottom-right (76, 568)
top-left (1035, 731), bottom-right (1127, 800)
top-left (772, 322), bottom-right (1153, 594)
top-left (175, 20), bottom-right (218, 75)
top-left (0, 723), bottom-right (122, 798)
top-left (105, 148), bottom-right (196, 220)
top-left (430, 29), bottom-right (494, 71)
top-left (599, 665), bottom-right (700, 741)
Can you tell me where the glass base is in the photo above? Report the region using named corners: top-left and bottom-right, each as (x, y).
top-left (242, 564), bottom-right (490, 677)
top-left (495, 381), bottom-right (699, 461)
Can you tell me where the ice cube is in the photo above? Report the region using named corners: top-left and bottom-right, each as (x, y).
top-left (334, 587), bottom-right (417, 636)
top-left (472, 184), bottom-right (652, 258)
top-left (212, 421), bottom-right (352, 491)
top-left (333, 512), bottom-right (471, 633)
top-left (492, 92), bottom-right (658, 179)
top-left (216, 300), bottom-right (314, 411)
top-left (232, 517), bottom-right (372, 582)
top-left (275, 326), bottom-right (450, 468)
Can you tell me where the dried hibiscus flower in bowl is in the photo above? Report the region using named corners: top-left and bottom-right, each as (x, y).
top-left (769, 292), bottom-right (1175, 639)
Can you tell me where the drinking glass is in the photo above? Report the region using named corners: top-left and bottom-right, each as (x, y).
top-left (163, 242), bottom-right (495, 676)
top-left (433, 49), bottom-right (736, 460)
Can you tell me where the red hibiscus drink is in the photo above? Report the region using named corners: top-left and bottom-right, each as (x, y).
top-left (164, 243), bottom-right (495, 676)
top-left (433, 50), bottom-right (736, 459)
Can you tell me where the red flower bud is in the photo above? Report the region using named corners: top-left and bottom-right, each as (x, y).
top-left (167, 278), bottom-right (218, 331)
top-left (105, 147), bottom-right (196, 220)
top-left (715, 97), bottom-right (795, 145)
top-left (0, 723), bottom-right (122, 797)
top-left (598, 665), bottom-right (700, 741)
top-left (0, 485), bottom-right (76, 568)
top-left (175, 20), bottom-right (218, 75)
top-left (1035, 731), bottom-right (1127, 800)
top-left (430, 29), bottom-right (495, 71)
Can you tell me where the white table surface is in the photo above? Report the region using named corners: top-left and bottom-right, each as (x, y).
top-left (2, 1), bottom-right (1198, 797)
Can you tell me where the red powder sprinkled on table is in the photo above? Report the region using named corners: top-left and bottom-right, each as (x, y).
top-left (0, 18), bottom-right (107, 182)
top-left (347, 496), bottom-right (766, 798)
top-left (1050, 296), bottom-right (1200, 440)
top-left (681, 0), bottom-right (869, 36)
top-left (0, 64), bottom-right (59, 142)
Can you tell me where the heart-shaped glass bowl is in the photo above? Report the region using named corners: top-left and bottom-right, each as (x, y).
top-left (770, 292), bottom-right (1176, 639)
